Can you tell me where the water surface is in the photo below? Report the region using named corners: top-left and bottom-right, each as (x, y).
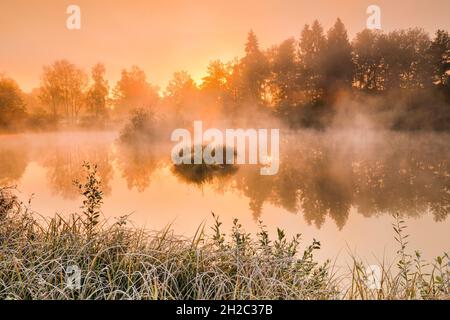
top-left (1, 130), bottom-right (448, 265)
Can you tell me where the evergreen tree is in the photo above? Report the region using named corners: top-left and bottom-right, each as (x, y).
top-left (298, 21), bottom-right (327, 104)
top-left (324, 19), bottom-right (354, 94)
top-left (240, 30), bottom-right (269, 103)
top-left (270, 38), bottom-right (298, 116)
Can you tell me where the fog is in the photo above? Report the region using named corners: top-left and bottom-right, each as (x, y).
top-left (0, 20), bottom-right (449, 262)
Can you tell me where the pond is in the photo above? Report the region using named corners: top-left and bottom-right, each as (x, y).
top-left (1, 130), bottom-right (448, 265)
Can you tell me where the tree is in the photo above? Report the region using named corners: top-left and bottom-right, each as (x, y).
top-left (0, 77), bottom-right (27, 130)
top-left (164, 71), bottom-right (198, 120)
top-left (23, 88), bottom-right (44, 114)
top-left (200, 60), bottom-right (228, 103)
top-left (380, 29), bottom-right (432, 90)
top-left (240, 30), bottom-right (269, 103)
top-left (113, 66), bottom-right (159, 115)
top-left (86, 63), bottom-right (109, 119)
top-left (400, 29), bottom-right (433, 89)
top-left (298, 21), bottom-right (327, 104)
top-left (352, 29), bottom-right (385, 91)
top-left (430, 30), bottom-right (450, 87)
top-left (269, 38), bottom-right (298, 113)
top-left (323, 19), bottom-right (354, 95)
top-left (222, 58), bottom-right (242, 113)
top-left (165, 71), bottom-right (197, 99)
top-left (199, 60), bottom-right (233, 117)
top-left (39, 60), bottom-right (88, 123)
top-left (23, 88), bottom-right (55, 129)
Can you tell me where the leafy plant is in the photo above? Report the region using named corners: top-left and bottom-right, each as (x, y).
top-left (74, 162), bottom-right (103, 239)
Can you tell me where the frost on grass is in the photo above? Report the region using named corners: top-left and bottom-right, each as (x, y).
top-left (0, 164), bottom-right (447, 300)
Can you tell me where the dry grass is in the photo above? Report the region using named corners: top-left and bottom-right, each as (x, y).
top-left (0, 164), bottom-right (448, 300)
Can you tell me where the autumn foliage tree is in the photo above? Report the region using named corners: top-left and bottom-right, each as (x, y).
top-left (2, 19), bottom-right (450, 132)
top-left (113, 66), bottom-right (159, 116)
top-left (0, 77), bottom-right (26, 130)
top-left (85, 63), bottom-right (109, 120)
top-left (39, 60), bottom-right (88, 123)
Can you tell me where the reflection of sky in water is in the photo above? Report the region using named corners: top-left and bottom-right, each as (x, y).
top-left (1, 130), bottom-right (449, 265)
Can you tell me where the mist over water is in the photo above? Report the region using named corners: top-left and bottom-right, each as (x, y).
top-left (1, 128), bottom-right (448, 264)
top-left (1, 1), bottom-right (450, 300)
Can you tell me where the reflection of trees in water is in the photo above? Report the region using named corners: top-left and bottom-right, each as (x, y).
top-left (115, 142), bottom-right (163, 192)
top-left (353, 151), bottom-right (450, 222)
top-left (239, 133), bottom-right (450, 228)
top-left (30, 132), bottom-right (450, 227)
top-left (296, 152), bottom-right (353, 230)
top-left (231, 144), bottom-right (354, 229)
top-left (172, 132), bottom-right (449, 229)
top-left (1, 132), bottom-right (448, 229)
top-left (37, 140), bottom-right (113, 200)
top-left (0, 137), bottom-right (29, 185)
top-left (234, 168), bottom-right (273, 220)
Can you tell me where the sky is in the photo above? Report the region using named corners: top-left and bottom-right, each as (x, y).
top-left (1, 0), bottom-right (450, 92)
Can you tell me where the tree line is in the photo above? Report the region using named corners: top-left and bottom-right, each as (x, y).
top-left (1, 19), bottom-right (449, 132)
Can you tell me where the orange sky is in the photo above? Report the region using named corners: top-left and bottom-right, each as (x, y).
top-left (1, 0), bottom-right (450, 92)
